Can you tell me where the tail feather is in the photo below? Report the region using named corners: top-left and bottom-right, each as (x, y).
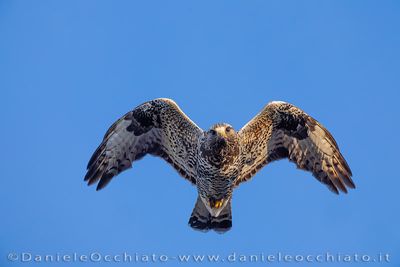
top-left (188, 196), bottom-right (232, 233)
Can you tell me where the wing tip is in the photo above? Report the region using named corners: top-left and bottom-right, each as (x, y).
top-left (330, 187), bottom-right (340, 195)
top-left (83, 175), bottom-right (111, 191)
top-left (83, 173), bottom-right (90, 182)
top-left (95, 172), bottom-right (114, 191)
top-left (332, 177), bottom-right (356, 195)
top-left (344, 177), bottom-right (356, 189)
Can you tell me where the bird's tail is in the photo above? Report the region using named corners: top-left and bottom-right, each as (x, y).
top-left (188, 196), bottom-right (232, 233)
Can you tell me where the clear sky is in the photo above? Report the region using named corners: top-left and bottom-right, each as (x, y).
top-left (1, 1), bottom-right (399, 266)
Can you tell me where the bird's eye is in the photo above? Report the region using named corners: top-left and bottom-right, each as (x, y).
top-left (225, 127), bottom-right (232, 133)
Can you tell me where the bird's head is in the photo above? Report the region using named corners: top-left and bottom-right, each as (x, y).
top-left (201, 123), bottom-right (239, 164)
top-left (208, 123), bottom-right (236, 143)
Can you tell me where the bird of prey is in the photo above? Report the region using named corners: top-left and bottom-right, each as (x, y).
top-left (84, 98), bottom-right (354, 233)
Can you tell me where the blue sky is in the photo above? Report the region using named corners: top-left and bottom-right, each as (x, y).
top-left (1, 1), bottom-right (399, 266)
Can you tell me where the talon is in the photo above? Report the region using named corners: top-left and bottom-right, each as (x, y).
top-left (209, 198), bottom-right (224, 209)
top-left (214, 200), bottom-right (223, 208)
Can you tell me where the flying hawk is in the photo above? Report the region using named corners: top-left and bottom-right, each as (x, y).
top-left (84, 98), bottom-right (354, 233)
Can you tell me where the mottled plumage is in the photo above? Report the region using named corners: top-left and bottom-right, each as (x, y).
top-left (85, 98), bottom-right (354, 233)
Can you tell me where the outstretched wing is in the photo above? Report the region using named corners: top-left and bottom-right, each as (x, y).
top-left (236, 101), bottom-right (354, 194)
top-left (84, 98), bottom-right (203, 190)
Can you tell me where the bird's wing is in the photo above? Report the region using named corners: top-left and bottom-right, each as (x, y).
top-left (84, 98), bottom-right (203, 190)
top-left (236, 101), bottom-right (354, 194)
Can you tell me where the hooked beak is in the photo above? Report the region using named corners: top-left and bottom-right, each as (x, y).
top-left (208, 131), bottom-right (226, 148)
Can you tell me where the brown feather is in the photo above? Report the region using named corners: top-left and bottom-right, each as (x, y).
top-left (236, 101), bottom-right (354, 194)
